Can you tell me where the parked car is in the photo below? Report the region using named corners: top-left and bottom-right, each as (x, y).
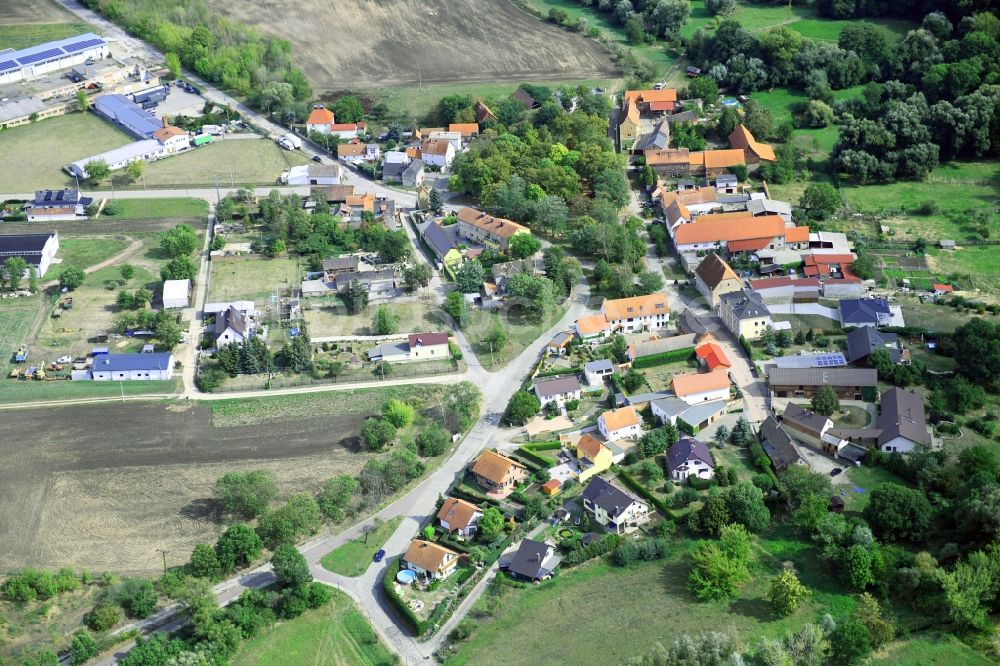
top-left (312, 155), bottom-right (322, 163)
top-left (56, 356), bottom-right (72, 363)
top-left (830, 468), bottom-right (843, 477)
top-left (373, 549), bottom-right (386, 563)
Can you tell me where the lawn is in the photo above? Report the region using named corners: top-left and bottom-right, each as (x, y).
top-left (786, 17), bottom-right (913, 42)
top-left (897, 297), bottom-right (983, 335)
top-left (840, 161), bottom-right (1000, 241)
top-left (872, 634), bottom-right (994, 665)
top-left (446, 534), bottom-right (852, 666)
top-left (233, 589), bottom-right (395, 666)
top-left (928, 246), bottom-right (1000, 294)
top-left (102, 198), bottom-right (208, 220)
top-left (56, 237), bottom-right (130, 272)
top-left (209, 385), bottom-right (445, 427)
top-left (638, 357), bottom-right (699, 392)
top-left (0, 298), bottom-right (41, 364)
top-left (842, 464), bottom-right (906, 512)
top-left (0, 22), bottom-right (93, 50)
top-left (376, 78), bottom-right (620, 123)
top-left (465, 303), bottom-right (569, 371)
top-left (103, 138), bottom-right (311, 190)
top-left (208, 257), bottom-right (302, 304)
top-left (0, 377), bottom-right (180, 404)
top-left (303, 297), bottom-right (447, 337)
top-left (770, 314), bottom-right (841, 334)
top-left (0, 112), bottom-right (132, 192)
top-left (320, 516), bottom-right (403, 577)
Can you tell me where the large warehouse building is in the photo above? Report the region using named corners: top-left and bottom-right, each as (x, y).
top-left (0, 33), bottom-right (109, 85)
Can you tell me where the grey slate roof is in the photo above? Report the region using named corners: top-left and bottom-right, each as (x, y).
top-left (418, 221), bottom-right (456, 262)
top-left (382, 161), bottom-right (407, 179)
top-left (322, 256), bottom-right (360, 272)
top-left (677, 309), bottom-right (710, 335)
top-left (781, 403), bottom-right (830, 436)
top-left (585, 359), bottom-right (614, 373)
top-left (581, 476), bottom-right (643, 518)
top-left (747, 199), bottom-right (792, 217)
top-left (772, 353), bottom-right (847, 369)
top-left (767, 366), bottom-right (877, 388)
top-left (721, 288), bottom-right (771, 320)
top-left (845, 325), bottom-right (901, 364)
top-left (534, 375), bottom-right (582, 398)
top-left (505, 539), bottom-right (559, 580)
top-left (218, 306), bottom-right (249, 338)
top-left (0, 233), bottom-right (54, 253)
top-left (876, 388), bottom-right (931, 447)
top-left (839, 298), bottom-right (891, 326)
top-left (666, 437), bottom-right (714, 473)
top-left (758, 416), bottom-right (803, 471)
top-left (93, 352), bottom-right (172, 372)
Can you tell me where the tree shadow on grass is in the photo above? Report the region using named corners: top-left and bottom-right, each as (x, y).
top-left (728, 596), bottom-right (774, 622)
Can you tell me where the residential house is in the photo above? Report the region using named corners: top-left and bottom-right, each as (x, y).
top-left (417, 220), bottom-right (462, 274)
top-left (728, 124), bottom-right (776, 164)
top-left (601, 293), bottom-right (670, 334)
top-left (584, 359), bottom-right (615, 386)
top-left (324, 185), bottom-right (355, 204)
top-left (328, 122), bottom-right (366, 139)
top-left (766, 367), bottom-right (878, 400)
top-left (428, 130), bottom-right (462, 151)
top-left (367, 332), bottom-right (450, 364)
top-left (286, 163), bottom-right (342, 186)
top-left (501, 539), bottom-right (560, 582)
top-left (322, 256), bottom-right (361, 279)
top-left (747, 276), bottom-right (822, 304)
top-left (845, 326), bottom-right (906, 365)
top-left (469, 450), bottom-right (528, 496)
top-left (0, 232), bottom-right (59, 277)
top-left (666, 438), bottom-right (715, 481)
top-left (420, 139), bottom-right (456, 169)
top-left (162, 279), bottom-right (190, 309)
top-left (576, 314), bottom-right (613, 340)
top-left (534, 375), bottom-right (582, 407)
top-left (491, 258), bottom-right (534, 293)
top-left (437, 497), bottom-right (483, 538)
top-left (24, 189), bottom-right (92, 222)
top-left (383, 150), bottom-right (411, 165)
top-left (418, 219), bottom-right (463, 272)
top-left (581, 476), bottom-right (650, 535)
top-left (340, 193), bottom-right (375, 221)
top-left (694, 252), bottom-right (744, 307)
top-left (331, 267), bottom-right (398, 300)
top-left (623, 88), bottom-right (678, 114)
top-left (545, 331), bottom-right (573, 356)
top-left (839, 298), bottom-right (892, 329)
top-left (781, 403), bottom-right (847, 456)
top-left (627, 333), bottom-right (697, 362)
top-left (671, 213), bottom-right (793, 253)
top-left (598, 406), bottom-right (641, 441)
top-left (618, 100), bottom-right (640, 150)
top-left (699, 149), bottom-right (748, 177)
top-left (932, 283), bottom-right (954, 296)
top-left (575, 434), bottom-right (614, 483)
top-left (718, 289), bottom-right (773, 340)
top-left (758, 416), bottom-right (805, 472)
top-left (803, 254), bottom-right (856, 279)
top-left (677, 309), bottom-right (711, 336)
top-left (695, 342), bottom-right (731, 371)
top-left (90, 352), bottom-right (174, 381)
top-left (876, 387), bottom-right (931, 453)
top-left (402, 540), bottom-right (459, 581)
top-left (448, 122), bottom-right (480, 137)
top-left (772, 352), bottom-right (848, 369)
top-left (305, 106), bottom-right (336, 134)
top-left (215, 305), bottom-right (253, 347)
top-left (383, 158), bottom-right (425, 186)
top-left (337, 141), bottom-right (365, 162)
top-left (672, 369), bottom-right (731, 405)
top-left (715, 174), bottom-right (739, 195)
top-left (456, 207), bottom-right (529, 251)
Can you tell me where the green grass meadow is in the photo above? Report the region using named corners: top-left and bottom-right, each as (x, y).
top-left (103, 198), bottom-right (208, 220)
top-left (0, 22), bottom-right (93, 50)
top-left (320, 516), bottom-right (403, 577)
top-left (233, 590), bottom-right (395, 666)
top-left (56, 237), bottom-right (130, 272)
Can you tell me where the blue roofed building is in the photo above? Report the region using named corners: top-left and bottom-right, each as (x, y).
top-left (0, 33), bottom-right (109, 85)
top-left (839, 298), bottom-right (892, 328)
top-left (90, 352), bottom-right (175, 381)
top-left (94, 94), bottom-right (163, 139)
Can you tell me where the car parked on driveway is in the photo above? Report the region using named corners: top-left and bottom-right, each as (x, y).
top-left (373, 549), bottom-right (386, 563)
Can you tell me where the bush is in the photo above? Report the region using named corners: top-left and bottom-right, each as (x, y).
top-left (114, 578), bottom-right (157, 619)
top-left (215, 469), bottom-right (278, 518)
top-left (70, 631), bottom-right (98, 665)
top-left (382, 398), bottom-right (414, 428)
top-left (361, 417), bottom-right (397, 451)
top-left (86, 603), bottom-right (121, 632)
top-left (416, 424), bottom-right (451, 456)
top-left (631, 348), bottom-right (694, 369)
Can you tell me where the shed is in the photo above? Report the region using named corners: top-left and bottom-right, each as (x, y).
top-left (162, 279), bottom-right (191, 309)
top-left (938, 240), bottom-right (955, 250)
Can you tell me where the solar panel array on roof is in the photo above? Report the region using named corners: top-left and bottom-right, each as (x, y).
top-left (18, 47), bottom-right (64, 65)
top-left (0, 60), bottom-right (17, 71)
top-left (62, 38), bottom-right (104, 53)
top-left (814, 353), bottom-right (847, 367)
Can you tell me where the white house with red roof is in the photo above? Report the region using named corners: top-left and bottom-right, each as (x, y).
top-left (367, 332), bottom-right (451, 364)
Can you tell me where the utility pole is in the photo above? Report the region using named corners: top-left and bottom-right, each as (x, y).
top-left (157, 549), bottom-right (168, 572)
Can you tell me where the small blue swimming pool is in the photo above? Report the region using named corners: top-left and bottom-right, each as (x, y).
top-left (396, 569), bottom-right (417, 584)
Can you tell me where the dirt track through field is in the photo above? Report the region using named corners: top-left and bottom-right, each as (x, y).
top-left (0, 402), bottom-right (374, 575)
top-left (225, 0), bottom-right (618, 89)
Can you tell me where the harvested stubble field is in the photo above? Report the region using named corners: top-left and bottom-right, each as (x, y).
top-left (225, 0), bottom-right (617, 89)
top-left (0, 399), bottom-right (400, 575)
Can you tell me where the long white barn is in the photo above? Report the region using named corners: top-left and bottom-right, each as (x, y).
top-left (0, 33), bottom-right (109, 85)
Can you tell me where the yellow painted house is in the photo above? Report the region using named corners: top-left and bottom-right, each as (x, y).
top-left (576, 433), bottom-right (613, 483)
top-left (619, 101), bottom-right (640, 152)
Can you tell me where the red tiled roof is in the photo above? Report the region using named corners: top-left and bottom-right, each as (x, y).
top-left (695, 343), bottom-right (731, 370)
top-left (933, 283), bottom-right (954, 292)
top-left (649, 101), bottom-right (675, 111)
top-left (307, 107), bottom-right (335, 126)
top-left (727, 237), bottom-right (773, 253)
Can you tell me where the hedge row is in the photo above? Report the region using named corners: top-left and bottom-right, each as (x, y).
top-left (383, 559), bottom-right (426, 635)
top-left (631, 348), bottom-right (694, 370)
top-left (536, 365), bottom-right (582, 378)
top-left (522, 440), bottom-right (562, 452)
top-left (516, 447), bottom-right (555, 469)
top-left (616, 469), bottom-right (676, 520)
top-left (437, 535), bottom-right (472, 554)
